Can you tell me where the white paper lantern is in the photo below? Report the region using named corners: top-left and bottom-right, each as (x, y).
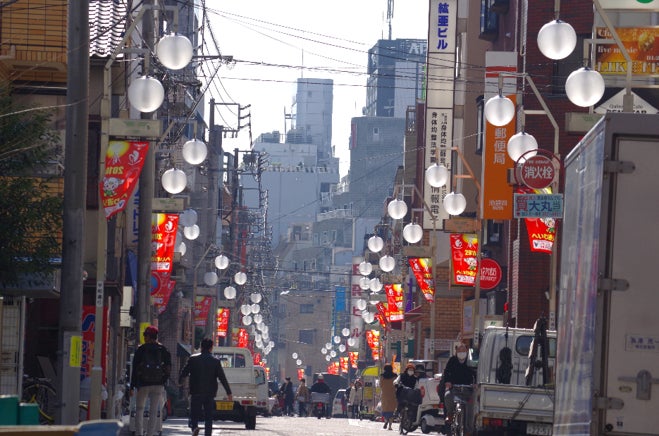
top-left (387, 199), bottom-right (408, 220)
top-left (215, 254), bottom-right (229, 270)
top-left (379, 255), bottom-right (395, 272)
top-left (156, 33), bottom-right (193, 70)
top-left (127, 76), bottom-right (164, 113)
top-left (347, 337), bottom-right (357, 347)
top-left (507, 131), bottom-right (538, 162)
top-left (403, 222), bottom-right (423, 244)
top-left (537, 19), bottom-right (576, 60)
top-left (565, 67), bottom-right (605, 107)
top-left (182, 139), bottom-right (208, 165)
top-left (250, 293), bottom-right (262, 304)
top-left (183, 224), bottom-right (200, 240)
top-left (342, 328), bottom-right (350, 337)
top-left (425, 163), bottom-right (449, 188)
top-left (358, 261), bottom-right (373, 276)
top-left (333, 335), bottom-right (341, 344)
top-left (234, 271), bottom-right (247, 285)
top-left (484, 95), bottom-right (515, 126)
top-left (296, 359), bottom-right (302, 366)
top-left (443, 192), bottom-right (467, 216)
top-left (179, 209), bottom-right (198, 227)
top-left (367, 235), bottom-right (384, 253)
top-left (250, 303), bottom-right (261, 314)
top-left (253, 314), bottom-right (263, 324)
top-left (242, 315), bottom-right (253, 326)
top-left (359, 276), bottom-right (371, 290)
top-left (339, 344), bottom-right (346, 353)
top-left (356, 299), bottom-right (367, 311)
top-left (240, 304), bottom-right (252, 316)
top-left (161, 168), bottom-right (187, 194)
top-left (203, 271), bottom-right (218, 286)
top-left (223, 286), bottom-right (236, 300)
top-left (369, 277), bottom-right (383, 293)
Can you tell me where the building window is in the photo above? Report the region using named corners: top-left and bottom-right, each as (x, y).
top-left (300, 304), bottom-right (314, 314)
top-left (479, 0), bottom-right (499, 41)
top-left (299, 329), bottom-right (314, 344)
top-left (373, 127), bottom-right (380, 141)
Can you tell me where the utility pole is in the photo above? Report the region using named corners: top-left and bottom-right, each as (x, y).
top-left (57, 2), bottom-right (89, 425)
top-left (137, 0), bottom-right (156, 333)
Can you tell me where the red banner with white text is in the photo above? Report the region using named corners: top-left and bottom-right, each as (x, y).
top-left (408, 258), bottom-right (435, 302)
top-left (100, 140), bottom-right (148, 219)
top-left (151, 213), bottom-right (179, 274)
top-left (349, 351), bottom-right (359, 369)
top-left (450, 233), bottom-right (479, 286)
top-left (194, 296), bottom-right (212, 327)
top-left (216, 308), bottom-right (230, 338)
top-left (384, 284), bottom-right (404, 321)
top-left (150, 271), bottom-right (176, 315)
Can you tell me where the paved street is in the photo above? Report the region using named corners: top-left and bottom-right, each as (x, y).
top-left (135, 416), bottom-right (441, 436)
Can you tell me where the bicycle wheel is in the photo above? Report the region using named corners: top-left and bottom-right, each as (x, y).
top-left (399, 406), bottom-right (410, 435)
top-left (451, 406), bottom-right (463, 436)
top-left (22, 381), bottom-right (57, 424)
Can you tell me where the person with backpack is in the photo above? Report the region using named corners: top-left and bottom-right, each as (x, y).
top-left (179, 337), bottom-right (233, 436)
top-left (131, 325), bottom-right (171, 436)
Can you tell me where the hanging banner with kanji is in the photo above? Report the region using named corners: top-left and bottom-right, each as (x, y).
top-left (408, 258), bottom-right (435, 302)
top-left (237, 328), bottom-right (249, 348)
top-left (340, 356), bottom-right (349, 373)
top-left (100, 140), bottom-right (149, 219)
top-left (216, 308), bottom-right (230, 338)
top-left (151, 213), bottom-right (179, 273)
top-left (150, 271), bottom-right (176, 315)
top-left (384, 284), bottom-right (404, 321)
top-left (349, 351), bottom-right (359, 369)
top-left (375, 302), bottom-right (388, 327)
top-left (194, 296), bottom-right (212, 327)
top-left (517, 188), bottom-right (556, 254)
top-left (327, 361), bottom-right (339, 375)
top-left (297, 368), bottom-right (305, 380)
top-left (450, 233), bottom-right (479, 286)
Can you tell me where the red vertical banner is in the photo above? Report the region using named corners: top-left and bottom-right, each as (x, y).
top-left (194, 296), bottom-right (212, 327)
top-left (349, 351), bottom-right (359, 368)
top-left (340, 356), bottom-right (349, 373)
top-left (450, 233), bottom-right (479, 286)
top-left (216, 308), bottom-right (230, 338)
top-left (151, 271), bottom-right (175, 315)
top-left (525, 217), bottom-right (556, 253)
top-left (297, 368), bottom-right (305, 380)
top-left (253, 352), bottom-right (261, 365)
top-left (151, 213), bottom-right (179, 274)
top-left (100, 140), bottom-right (148, 219)
top-left (384, 284), bottom-right (404, 321)
top-left (408, 258), bottom-right (435, 302)
top-left (237, 328), bottom-right (249, 348)
top-left (375, 302), bottom-right (388, 327)
top-left (81, 306), bottom-right (108, 395)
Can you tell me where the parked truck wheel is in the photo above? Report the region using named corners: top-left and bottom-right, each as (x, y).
top-left (244, 405), bottom-right (257, 430)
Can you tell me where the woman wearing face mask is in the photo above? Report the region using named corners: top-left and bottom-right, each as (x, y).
top-left (442, 343), bottom-right (475, 430)
top-left (398, 363), bottom-right (418, 389)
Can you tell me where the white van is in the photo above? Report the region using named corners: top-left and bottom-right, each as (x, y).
top-left (253, 365), bottom-right (270, 416)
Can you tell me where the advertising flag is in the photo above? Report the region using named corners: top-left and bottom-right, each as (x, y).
top-left (194, 296), bottom-right (212, 327)
top-left (100, 140), bottom-right (148, 219)
top-left (349, 351), bottom-right (359, 369)
top-left (150, 271), bottom-right (176, 315)
top-left (450, 233), bottom-right (479, 286)
top-left (409, 258), bottom-right (435, 301)
top-left (151, 213), bottom-right (179, 273)
top-left (216, 308), bottom-right (230, 338)
top-left (384, 284), bottom-right (404, 321)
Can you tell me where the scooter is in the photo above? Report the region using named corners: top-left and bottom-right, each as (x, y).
top-left (311, 392), bottom-right (330, 419)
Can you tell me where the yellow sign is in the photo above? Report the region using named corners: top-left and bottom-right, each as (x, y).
top-left (595, 27), bottom-right (659, 76)
top-left (139, 322), bottom-right (151, 345)
top-left (69, 335), bottom-right (82, 367)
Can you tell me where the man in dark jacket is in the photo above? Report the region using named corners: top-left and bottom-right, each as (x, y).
top-left (443, 343), bottom-right (475, 429)
top-left (131, 325), bottom-right (171, 436)
top-left (179, 338), bottom-right (233, 436)
top-left (279, 377), bottom-right (295, 416)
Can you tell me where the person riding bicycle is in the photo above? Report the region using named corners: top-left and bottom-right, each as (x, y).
top-left (442, 343), bottom-right (475, 430)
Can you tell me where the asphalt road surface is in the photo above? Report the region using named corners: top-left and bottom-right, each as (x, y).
top-left (130, 415), bottom-right (443, 436)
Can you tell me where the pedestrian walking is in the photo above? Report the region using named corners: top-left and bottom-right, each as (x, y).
top-left (279, 376), bottom-right (295, 416)
top-left (131, 325), bottom-right (171, 436)
top-left (380, 364), bottom-right (397, 430)
top-left (179, 337), bottom-right (233, 436)
top-left (295, 378), bottom-right (310, 417)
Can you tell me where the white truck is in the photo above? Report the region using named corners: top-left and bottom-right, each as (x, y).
top-left (473, 324), bottom-right (556, 436)
top-left (211, 347), bottom-right (261, 430)
top-left (554, 112), bottom-right (659, 435)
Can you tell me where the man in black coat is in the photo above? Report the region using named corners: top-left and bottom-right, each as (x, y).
top-left (443, 343), bottom-right (475, 428)
top-left (179, 338), bottom-right (233, 436)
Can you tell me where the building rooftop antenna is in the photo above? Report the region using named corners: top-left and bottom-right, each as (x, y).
top-left (387, 0), bottom-right (394, 40)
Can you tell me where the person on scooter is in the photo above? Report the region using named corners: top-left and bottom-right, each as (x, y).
top-left (443, 343), bottom-right (475, 431)
top-left (309, 374), bottom-right (332, 417)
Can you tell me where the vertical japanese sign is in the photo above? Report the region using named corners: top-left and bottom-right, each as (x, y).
top-left (482, 51), bottom-right (517, 219)
top-left (450, 233), bottom-right (479, 286)
top-left (151, 213), bottom-right (179, 274)
top-left (349, 351), bottom-right (359, 369)
top-left (297, 368), bottom-right (305, 380)
top-left (384, 284), bottom-right (404, 321)
top-left (518, 188), bottom-right (556, 253)
top-left (150, 272), bottom-right (176, 315)
top-left (340, 356), bottom-right (349, 374)
top-left (424, 0), bottom-right (457, 229)
top-left (350, 257), bottom-right (365, 348)
top-left (100, 140), bottom-right (148, 219)
top-left (81, 306), bottom-right (108, 388)
top-left (216, 308), bottom-right (230, 338)
top-left (194, 296), bottom-right (212, 327)
top-left (237, 328), bottom-right (249, 348)
top-left (375, 302), bottom-right (388, 327)
top-left (408, 258), bottom-right (435, 302)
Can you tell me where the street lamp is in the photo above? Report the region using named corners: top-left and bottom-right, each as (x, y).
top-left (367, 235), bottom-right (384, 253)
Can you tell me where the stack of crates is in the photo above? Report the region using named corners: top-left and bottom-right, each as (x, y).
top-left (0, 395), bottom-right (39, 425)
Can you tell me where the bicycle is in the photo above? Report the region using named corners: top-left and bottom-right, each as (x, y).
top-left (447, 384), bottom-right (472, 436)
top-left (22, 375), bottom-right (57, 424)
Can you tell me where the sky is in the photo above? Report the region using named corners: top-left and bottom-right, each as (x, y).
top-left (201, 0), bottom-right (430, 176)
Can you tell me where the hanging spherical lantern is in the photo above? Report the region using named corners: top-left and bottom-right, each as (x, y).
top-left (379, 255), bottom-right (395, 272)
top-left (367, 235), bottom-right (384, 253)
top-left (253, 314), bottom-right (263, 324)
top-left (347, 337), bottom-right (357, 347)
top-left (507, 131), bottom-right (538, 162)
top-left (161, 168), bottom-right (187, 194)
top-left (215, 254), bottom-right (229, 270)
top-left (387, 198), bottom-right (408, 220)
top-left (356, 299), bottom-right (367, 311)
top-left (179, 209), bottom-right (198, 227)
top-left (242, 314), bottom-right (253, 326)
top-left (250, 293), bottom-right (262, 304)
top-left (330, 350), bottom-right (337, 358)
top-left (369, 277), bottom-right (383, 293)
top-left (484, 95), bottom-right (515, 126)
top-left (203, 271), bottom-right (218, 286)
top-left (537, 19), bottom-right (577, 60)
top-left (403, 222), bottom-right (423, 244)
top-left (359, 276), bottom-right (371, 290)
top-left (339, 344), bottom-right (346, 353)
top-left (296, 359), bottom-right (302, 366)
top-left (292, 352), bottom-right (298, 359)
top-left (156, 33), bottom-right (193, 70)
top-left (175, 239), bottom-right (186, 256)
top-left (363, 312), bottom-right (375, 324)
top-left (565, 67), bottom-right (605, 107)
top-left (342, 327), bottom-right (350, 337)
top-left (223, 286), bottom-right (236, 300)
top-left (182, 139), bottom-right (208, 165)
top-left (425, 163), bottom-right (449, 188)
top-left (333, 335), bottom-right (341, 344)
top-left (240, 304), bottom-right (252, 316)
top-left (321, 348), bottom-right (328, 355)
top-left (250, 303), bottom-right (261, 314)
top-left (443, 192), bottom-right (467, 215)
top-left (325, 355), bottom-right (331, 362)
top-left (127, 76), bottom-right (164, 113)
top-left (358, 261), bottom-right (373, 276)
top-left (183, 224), bottom-right (200, 240)
top-left (234, 271), bottom-right (247, 285)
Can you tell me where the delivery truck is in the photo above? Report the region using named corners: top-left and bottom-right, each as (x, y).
top-left (555, 112), bottom-right (659, 435)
